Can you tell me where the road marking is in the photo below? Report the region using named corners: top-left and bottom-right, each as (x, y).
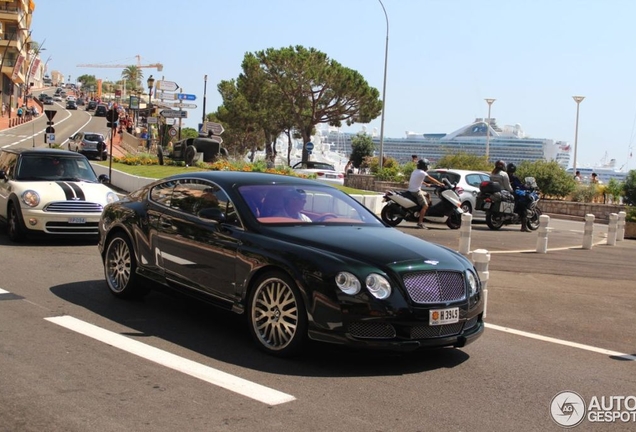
top-left (0, 288), bottom-right (9, 294)
top-left (486, 323), bottom-right (636, 361)
top-left (45, 315), bottom-right (296, 405)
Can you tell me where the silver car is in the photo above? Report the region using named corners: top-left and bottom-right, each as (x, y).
top-left (68, 132), bottom-right (108, 161)
top-left (423, 169), bottom-right (491, 214)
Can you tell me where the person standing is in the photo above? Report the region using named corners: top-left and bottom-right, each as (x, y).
top-left (574, 170), bottom-right (582, 182)
top-left (506, 163), bottom-right (530, 232)
top-left (1, 102), bottom-right (6, 117)
top-left (408, 159), bottom-right (444, 229)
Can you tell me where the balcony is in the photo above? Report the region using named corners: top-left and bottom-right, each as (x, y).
top-left (0, 6), bottom-right (21, 22)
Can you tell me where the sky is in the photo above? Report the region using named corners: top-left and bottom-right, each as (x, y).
top-left (30, 0), bottom-right (636, 171)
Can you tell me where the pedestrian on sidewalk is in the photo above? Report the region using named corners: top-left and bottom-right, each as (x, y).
top-left (17, 106), bottom-right (23, 120)
top-left (1, 102), bottom-right (5, 117)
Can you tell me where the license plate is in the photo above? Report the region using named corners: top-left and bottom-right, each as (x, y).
top-left (68, 217), bottom-right (86, 224)
top-left (483, 202), bottom-right (491, 209)
top-left (429, 307), bottom-right (459, 325)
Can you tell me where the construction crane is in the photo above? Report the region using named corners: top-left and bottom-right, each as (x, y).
top-left (76, 55), bottom-right (163, 71)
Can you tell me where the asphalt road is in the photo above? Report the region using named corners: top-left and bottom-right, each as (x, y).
top-left (1, 110), bottom-right (636, 431)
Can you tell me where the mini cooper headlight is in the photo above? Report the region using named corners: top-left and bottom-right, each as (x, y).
top-left (335, 272), bottom-right (361, 295)
top-left (106, 192), bottom-right (119, 204)
top-left (466, 270), bottom-right (478, 296)
top-left (22, 190), bottom-right (40, 207)
top-left (366, 273), bottom-right (391, 300)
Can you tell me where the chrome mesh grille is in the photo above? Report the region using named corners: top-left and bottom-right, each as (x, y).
top-left (348, 322), bottom-right (396, 339)
top-left (464, 316), bottom-right (479, 330)
top-left (403, 271), bottom-right (466, 304)
top-left (45, 201), bottom-right (103, 213)
top-left (411, 322), bottom-right (464, 339)
top-left (45, 221), bottom-right (99, 234)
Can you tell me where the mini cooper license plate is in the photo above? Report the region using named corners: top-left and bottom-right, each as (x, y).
top-left (483, 202), bottom-right (491, 209)
top-left (429, 307), bottom-right (459, 326)
top-left (68, 217), bottom-right (86, 224)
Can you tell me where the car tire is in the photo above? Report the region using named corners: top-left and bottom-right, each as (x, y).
top-left (104, 233), bottom-right (149, 299)
top-left (185, 145), bottom-right (196, 166)
top-left (157, 145), bottom-right (164, 166)
top-left (247, 271), bottom-right (307, 357)
top-left (461, 201), bottom-right (473, 214)
top-left (7, 201), bottom-right (26, 242)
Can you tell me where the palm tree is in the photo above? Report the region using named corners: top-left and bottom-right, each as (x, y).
top-left (121, 66), bottom-right (143, 90)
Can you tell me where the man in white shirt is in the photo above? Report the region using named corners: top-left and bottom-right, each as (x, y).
top-left (283, 189), bottom-right (312, 222)
top-left (408, 159), bottom-right (444, 229)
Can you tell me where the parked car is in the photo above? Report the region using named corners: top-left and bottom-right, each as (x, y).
top-left (94, 104), bottom-right (108, 117)
top-left (97, 172), bottom-right (484, 356)
top-left (292, 160), bottom-right (345, 185)
top-left (423, 169), bottom-right (491, 214)
top-left (68, 132), bottom-right (108, 160)
top-left (0, 148), bottom-right (117, 242)
top-left (86, 100), bottom-right (97, 111)
top-left (65, 100), bottom-right (77, 110)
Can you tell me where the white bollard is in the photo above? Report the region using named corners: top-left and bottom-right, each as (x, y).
top-left (583, 214), bottom-right (595, 250)
top-left (607, 213), bottom-right (618, 246)
top-left (472, 249), bottom-right (490, 319)
top-left (617, 211), bottom-right (626, 242)
top-left (535, 214), bottom-right (551, 254)
top-left (458, 212), bottom-right (473, 256)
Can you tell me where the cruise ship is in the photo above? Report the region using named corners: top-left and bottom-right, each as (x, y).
top-left (565, 155), bottom-right (629, 184)
top-left (320, 118), bottom-right (572, 168)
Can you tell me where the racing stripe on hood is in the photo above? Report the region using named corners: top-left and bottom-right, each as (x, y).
top-left (66, 182), bottom-right (86, 200)
top-left (55, 182), bottom-right (86, 201)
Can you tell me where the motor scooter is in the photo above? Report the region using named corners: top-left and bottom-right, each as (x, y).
top-left (380, 179), bottom-right (464, 229)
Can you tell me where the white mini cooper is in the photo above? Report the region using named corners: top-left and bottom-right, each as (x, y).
top-left (0, 148), bottom-right (119, 242)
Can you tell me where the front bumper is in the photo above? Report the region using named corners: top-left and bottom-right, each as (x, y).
top-left (20, 208), bottom-right (101, 235)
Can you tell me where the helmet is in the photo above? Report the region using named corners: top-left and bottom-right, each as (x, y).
top-left (495, 160), bottom-right (506, 170)
top-left (417, 158), bottom-right (430, 171)
top-left (506, 163), bottom-right (516, 174)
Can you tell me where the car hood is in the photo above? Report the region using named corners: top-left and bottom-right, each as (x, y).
top-left (264, 226), bottom-right (470, 269)
top-left (15, 181), bottom-right (114, 206)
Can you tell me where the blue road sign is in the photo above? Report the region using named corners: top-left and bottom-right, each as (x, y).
top-left (177, 93), bottom-right (197, 101)
top-left (305, 142), bottom-right (314, 151)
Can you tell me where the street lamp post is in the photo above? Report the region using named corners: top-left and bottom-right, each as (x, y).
top-left (484, 98), bottom-right (496, 160)
top-left (378, 0), bottom-right (389, 170)
top-left (147, 75), bottom-right (155, 150)
top-left (202, 74), bottom-right (207, 129)
top-left (572, 96), bottom-right (585, 175)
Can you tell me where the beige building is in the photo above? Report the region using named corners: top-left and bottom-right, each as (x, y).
top-left (0, 0), bottom-right (36, 113)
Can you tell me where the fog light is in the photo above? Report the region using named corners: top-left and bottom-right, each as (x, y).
top-left (28, 218), bottom-right (38, 226)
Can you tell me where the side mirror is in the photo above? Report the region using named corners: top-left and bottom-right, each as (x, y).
top-left (98, 174), bottom-right (110, 184)
top-left (0, 169), bottom-right (6, 181)
top-left (198, 207), bottom-right (226, 223)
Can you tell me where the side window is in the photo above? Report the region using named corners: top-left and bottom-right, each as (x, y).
top-left (0, 152), bottom-right (17, 179)
top-left (465, 174), bottom-right (483, 187)
top-left (150, 181), bottom-right (176, 207)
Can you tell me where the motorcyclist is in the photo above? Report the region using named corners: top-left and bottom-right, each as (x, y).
top-left (490, 160), bottom-right (513, 193)
top-left (506, 163), bottom-right (530, 232)
top-left (408, 158), bottom-right (444, 229)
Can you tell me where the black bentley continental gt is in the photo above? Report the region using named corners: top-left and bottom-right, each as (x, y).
top-left (98, 172), bottom-right (484, 356)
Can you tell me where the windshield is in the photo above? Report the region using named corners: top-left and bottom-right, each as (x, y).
top-left (238, 184), bottom-right (382, 225)
top-left (85, 134), bottom-right (104, 142)
top-left (16, 155), bottom-right (99, 182)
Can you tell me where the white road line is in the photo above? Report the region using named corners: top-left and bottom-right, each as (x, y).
top-left (486, 323), bottom-right (636, 361)
top-left (0, 288), bottom-right (9, 294)
top-left (45, 315), bottom-right (296, 405)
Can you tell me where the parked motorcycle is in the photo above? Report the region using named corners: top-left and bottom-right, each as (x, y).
top-left (476, 177), bottom-right (542, 231)
top-left (381, 179), bottom-right (464, 229)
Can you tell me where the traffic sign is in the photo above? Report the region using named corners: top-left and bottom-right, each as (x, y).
top-left (202, 121), bottom-right (224, 135)
top-left (168, 127), bottom-right (177, 137)
top-left (47, 133), bottom-right (55, 143)
top-left (153, 100), bottom-right (180, 108)
top-left (44, 110), bottom-right (56, 121)
top-left (45, 126), bottom-right (55, 134)
top-left (160, 109), bottom-right (188, 118)
top-left (156, 91), bottom-right (178, 100)
top-left (177, 93), bottom-right (196, 101)
top-left (157, 80), bottom-right (179, 92)
top-left (206, 135), bottom-right (223, 145)
top-left (306, 142), bottom-right (314, 151)
top-left (177, 103), bottom-right (197, 109)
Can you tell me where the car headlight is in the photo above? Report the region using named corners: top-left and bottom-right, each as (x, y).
top-left (22, 190), bottom-right (40, 207)
top-left (335, 272), bottom-right (361, 295)
top-left (366, 273), bottom-right (391, 299)
top-left (466, 270), bottom-right (479, 296)
top-left (106, 192), bottom-right (119, 203)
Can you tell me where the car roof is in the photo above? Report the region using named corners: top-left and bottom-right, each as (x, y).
top-left (3, 148), bottom-right (87, 157)
top-left (431, 168), bottom-right (489, 175)
top-left (151, 171), bottom-right (335, 191)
